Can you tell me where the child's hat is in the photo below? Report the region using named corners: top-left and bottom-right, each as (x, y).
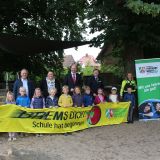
top-left (111, 87), bottom-right (117, 90)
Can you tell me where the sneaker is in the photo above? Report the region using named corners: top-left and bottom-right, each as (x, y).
top-left (8, 137), bottom-right (12, 141)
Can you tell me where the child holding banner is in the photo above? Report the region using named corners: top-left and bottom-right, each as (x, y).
top-left (16, 87), bottom-right (30, 108)
top-left (94, 88), bottom-right (106, 105)
top-left (83, 86), bottom-right (94, 107)
top-left (6, 91), bottom-right (17, 141)
top-left (45, 88), bottom-right (58, 108)
top-left (30, 88), bottom-right (45, 109)
top-left (123, 86), bottom-right (135, 123)
top-left (72, 86), bottom-right (84, 107)
top-left (58, 85), bottom-right (73, 107)
top-left (108, 87), bottom-right (119, 103)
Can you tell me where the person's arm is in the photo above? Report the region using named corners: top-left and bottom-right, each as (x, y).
top-left (30, 98), bottom-right (34, 108)
top-left (120, 80), bottom-right (126, 97)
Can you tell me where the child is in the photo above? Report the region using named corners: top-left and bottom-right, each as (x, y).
top-left (30, 88), bottom-right (45, 109)
top-left (108, 87), bottom-right (119, 102)
top-left (123, 86), bottom-right (135, 123)
top-left (58, 85), bottom-right (73, 107)
top-left (46, 88), bottom-right (58, 108)
top-left (6, 91), bottom-right (16, 141)
top-left (72, 86), bottom-right (83, 107)
top-left (83, 86), bottom-right (94, 107)
top-left (16, 87), bottom-right (30, 107)
top-left (94, 88), bottom-right (106, 105)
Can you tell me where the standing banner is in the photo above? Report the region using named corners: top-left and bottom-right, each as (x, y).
top-left (135, 58), bottom-right (160, 120)
top-left (0, 102), bottom-right (129, 133)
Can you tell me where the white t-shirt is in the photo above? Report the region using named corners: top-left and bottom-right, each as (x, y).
top-left (21, 79), bottom-right (29, 96)
top-left (109, 94), bottom-right (118, 102)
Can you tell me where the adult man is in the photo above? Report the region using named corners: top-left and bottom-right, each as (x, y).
top-left (40, 71), bottom-right (61, 98)
top-left (87, 69), bottom-right (104, 95)
top-left (64, 63), bottom-right (82, 93)
top-left (13, 69), bottom-right (35, 99)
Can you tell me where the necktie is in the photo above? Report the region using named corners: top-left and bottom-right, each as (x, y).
top-left (73, 74), bottom-right (76, 83)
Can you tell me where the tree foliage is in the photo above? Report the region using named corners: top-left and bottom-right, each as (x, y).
top-left (87, 0), bottom-right (160, 74)
top-left (126, 0), bottom-right (160, 17)
top-left (0, 0), bottom-right (88, 78)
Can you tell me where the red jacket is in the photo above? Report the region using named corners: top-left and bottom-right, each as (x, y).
top-left (94, 95), bottom-right (106, 105)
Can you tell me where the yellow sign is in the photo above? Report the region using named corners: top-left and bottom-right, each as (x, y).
top-left (0, 102), bottom-right (130, 133)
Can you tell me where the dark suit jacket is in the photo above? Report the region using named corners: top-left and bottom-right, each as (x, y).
top-left (40, 78), bottom-right (61, 98)
top-left (64, 73), bottom-right (82, 90)
top-left (87, 76), bottom-right (104, 94)
top-left (13, 79), bottom-right (35, 100)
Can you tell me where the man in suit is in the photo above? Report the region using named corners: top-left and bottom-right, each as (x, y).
top-left (87, 69), bottom-right (104, 96)
top-left (64, 63), bottom-right (82, 94)
top-left (13, 69), bottom-right (35, 100)
top-left (40, 71), bottom-right (61, 98)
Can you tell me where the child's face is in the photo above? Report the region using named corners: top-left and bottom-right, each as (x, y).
top-left (111, 90), bottom-right (117, 95)
top-left (127, 88), bottom-right (132, 94)
top-left (85, 89), bottom-right (90, 94)
top-left (63, 88), bottom-right (69, 94)
top-left (144, 105), bottom-right (150, 113)
top-left (50, 90), bottom-right (56, 97)
top-left (35, 90), bottom-right (41, 97)
top-left (8, 95), bottom-right (14, 101)
top-left (19, 89), bottom-right (26, 96)
top-left (156, 103), bottom-right (160, 111)
top-left (75, 88), bottom-right (80, 94)
top-left (98, 89), bottom-right (103, 95)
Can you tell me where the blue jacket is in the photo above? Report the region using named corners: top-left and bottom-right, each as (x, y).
top-left (83, 93), bottom-right (94, 107)
top-left (123, 93), bottom-right (135, 108)
top-left (16, 95), bottom-right (30, 108)
top-left (45, 96), bottom-right (58, 108)
top-left (13, 79), bottom-right (35, 100)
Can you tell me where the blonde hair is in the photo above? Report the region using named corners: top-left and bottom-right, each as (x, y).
top-left (19, 87), bottom-right (26, 93)
top-left (33, 88), bottom-right (42, 97)
top-left (49, 88), bottom-right (57, 94)
top-left (62, 85), bottom-right (69, 92)
top-left (6, 91), bottom-right (15, 102)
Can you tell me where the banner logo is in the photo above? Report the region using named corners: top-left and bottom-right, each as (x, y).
top-left (87, 106), bottom-right (101, 125)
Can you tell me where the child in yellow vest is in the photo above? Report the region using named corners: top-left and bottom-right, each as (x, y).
top-left (58, 85), bottom-right (73, 107)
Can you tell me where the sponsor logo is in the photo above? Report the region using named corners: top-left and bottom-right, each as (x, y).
top-left (87, 106), bottom-right (101, 125)
top-left (139, 66), bottom-right (158, 74)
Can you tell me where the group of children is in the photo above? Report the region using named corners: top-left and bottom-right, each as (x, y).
top-left (5, 84), bottom-right (135, 141)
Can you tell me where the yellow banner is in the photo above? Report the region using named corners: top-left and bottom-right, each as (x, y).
top-left (0, 102), bottom-right (130, 133)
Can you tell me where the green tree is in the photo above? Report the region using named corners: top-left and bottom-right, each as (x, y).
top-left (0, 0), bottom-right (88, 79)
top-left (87, 0), bottom-right (160, 74)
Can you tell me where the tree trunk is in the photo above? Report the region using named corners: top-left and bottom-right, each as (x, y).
top-left (123, 43), bottom-right (144, 76)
